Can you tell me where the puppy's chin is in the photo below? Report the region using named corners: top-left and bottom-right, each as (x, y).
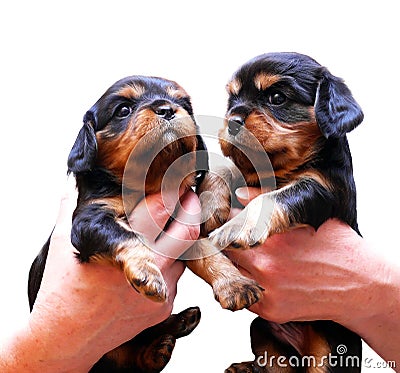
top-left (154, 116), bottom-right (198, 150)
top-left (132, 115), bottom-right (198, 163)
top-left (122, 114), bottom-right (199, 195)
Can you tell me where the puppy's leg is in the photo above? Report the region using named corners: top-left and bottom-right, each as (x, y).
top-left (187, 241), bottom-right (264, 311)
top-left (211, 177), bottom-right (334, 250)
top-left (151, 306), bottom-right (201, 339)
top-left (197, 167), bottom-right (237, 235)
top-left (131, 307), bottom-right (201, 372)
top-left (187, 167), bottom-right (263, 310)
top-left (72, 202), bottom-right (167, 302)
top-left (91, 307), bottom-right (201, 373)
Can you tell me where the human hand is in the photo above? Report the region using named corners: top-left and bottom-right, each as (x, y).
top-left (29, 177), bottom-right (201, 372)
top-left (225, 187), bottom-right (390, 328)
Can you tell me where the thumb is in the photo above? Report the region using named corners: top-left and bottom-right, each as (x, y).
top-left (235, 187), bottom-right (263, 206)
top-left (53, 176), bottom-right (78, 234)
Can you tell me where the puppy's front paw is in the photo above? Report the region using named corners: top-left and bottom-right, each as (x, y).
top-left (210, 217), bottom-right (269, 250)
top-left (213, 276), bottom-right (264, 311)
top-left (116, 242), bottom-right (168, 302)
top-left (210, 194), bottom-right (281, 250)
top-left (126, 260), bottom-right (167, 302)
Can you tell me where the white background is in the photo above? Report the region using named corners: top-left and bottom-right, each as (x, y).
top-left (0, 0), bottom-right (399, 371)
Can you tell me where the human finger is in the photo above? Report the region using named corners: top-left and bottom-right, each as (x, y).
top-left (235, 187), bottom-right (263, 206)
top-left (53, 176), bottom-right (78, 235)
top-left (128, 188), bottom-right (185, 244)
top-left (153, 190), bottom-right (201, 260)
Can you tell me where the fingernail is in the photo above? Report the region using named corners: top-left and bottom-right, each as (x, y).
top-left (235, 187), bottom-right (249, 201)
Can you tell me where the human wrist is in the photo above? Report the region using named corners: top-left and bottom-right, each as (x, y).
top-left (27, 314), bottom-right (96, 373)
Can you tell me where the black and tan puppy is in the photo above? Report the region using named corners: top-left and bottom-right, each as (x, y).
top-left (28, 76), bottom-right (205, 372)
top-left (193, 52), bottom-right (364, 372)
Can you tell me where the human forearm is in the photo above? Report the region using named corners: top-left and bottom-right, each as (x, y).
top-left (345, 254), bottom-right (400, 369)
top-left (0, 321), bottom-right (96, 373)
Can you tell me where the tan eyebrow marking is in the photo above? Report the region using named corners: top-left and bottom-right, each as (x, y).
top-left (166, 85), bottom-right (188, 99)
top-left (117, 84), bottom-right (146, 99)
top-left (226, 78), bottom-right (242, 96)
top-left (254, 73), bottom-right (280, 90)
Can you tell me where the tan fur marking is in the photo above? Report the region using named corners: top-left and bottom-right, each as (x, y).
top-left (166, 85), bottom-right (188, 99)
top-left (269, 202), bottom-right (291, 234)
top-left (254, 73), bottom-right (280, 91)
top-left (303, 325), bottom-right (331, 373)
top-left (89, 196), bottom-right (125, 216)
top-left (117, 84), bottom-right (146, 99)
top-left (295, 170), bottom-right (333, 191)
top-left (241, 111), bottom-right (323, 181)
top-left (96, 118), bottom-right (140, 180)
top-left (226, 78), bottom-right (242, 96)
top-left (89, 253), bottom-right (118, 266)
top-left (115, 240), bottom-right (167, 302)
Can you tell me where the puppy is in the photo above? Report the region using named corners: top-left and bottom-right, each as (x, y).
top-left (193, 53), bottom-right (364, 372)
top-left (28, 76), bottom-right (205, 372)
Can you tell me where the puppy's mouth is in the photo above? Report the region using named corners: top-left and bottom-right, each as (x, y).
top-left (157, 117), bottom-right (192, 142)
top-left (135, 112), bottom-right (197, 152)
top-left (122, 113), bottom-right (199, 197)
top-left (218, 128), bottom-right (273, 185)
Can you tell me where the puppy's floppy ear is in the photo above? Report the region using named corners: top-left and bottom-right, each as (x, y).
top-left (67, 110), bottom-right (98, 173)
top-left (315, 68), bottom-right (364, 138)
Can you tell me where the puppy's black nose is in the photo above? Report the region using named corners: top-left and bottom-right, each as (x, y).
top-left (154, 104), bottom-right (176, 121)
top-left (228, 115), bottom-right (245, 136)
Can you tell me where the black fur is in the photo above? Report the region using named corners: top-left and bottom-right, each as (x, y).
top-left (67, 119), bottom-right (98, 173)
top-left (224, 53), bottom-right (363, 372)
top-left (315, 69), bottom-right (364, 138)
top-left (28, 76), bottom-right (205, 372)
top-left (274, 136), bottom-right (360, 235)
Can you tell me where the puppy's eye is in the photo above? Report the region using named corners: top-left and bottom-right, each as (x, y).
top-left (115, 105), bottom-right (132, 118)
top-left (268, 91), bottom-right (286, 106)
